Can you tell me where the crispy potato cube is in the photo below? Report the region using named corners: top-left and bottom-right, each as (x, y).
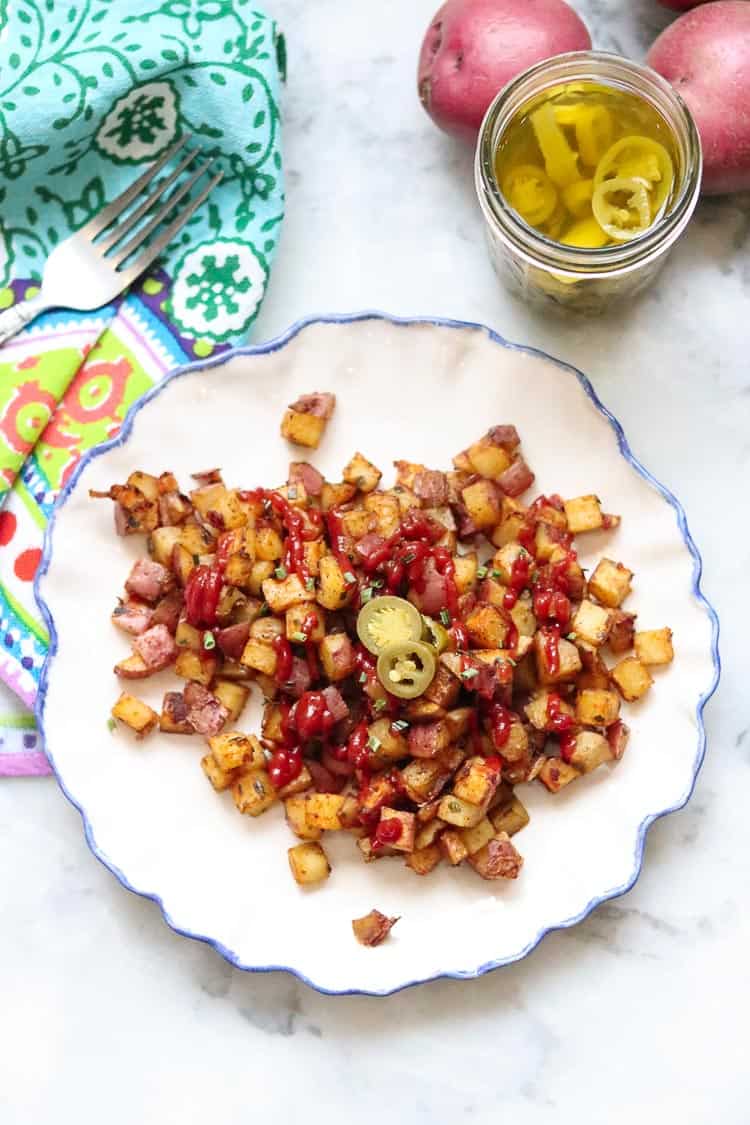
top-left (173, 621), bottom-right (201, 656)
top-left (404, 699), bottom-right (445, 723)
top-left (249, 616), bottom-right (283, 643)
top-left (320, 481), bottom-right (357, 512)
top-left (302, 539), bottom-right (326, 577)
top-left (262, 572), bottom-right (314, 614)
top-left (285, 795), bottom-right (322, 841)
top-left (400, 759), bottom-right (450, 804)
top-left (467, 832), bottom-right (523, 879)
top-left (149, 526), bottom-right (182, 567)
top-left (538, 758), bottom-right (581, 792)
top-left (611, 657), bottom-right (654, 702)
top-left (406, 845), bottom-right (442, 876)
top-left (467, 437), bottom-right (512, 479)
top-left (525, 690), bottom-right (575, 732)
top-left (572, 599), bottom-right (613, 648)
top-left (490, 496), bottom-right (527, 548)
top-left (339, 507), bottom-right (376, 540)
top-left (255, 526), bottom-right (284, 562)
top-left (208, 731), bottom-right (264, 772)
top-left (588, 558), bottom-right (633, 608)
top-left (424, 662), bottom-right (461, 708)
top-left (368, 717), bottom-right (409, 763)
top-left (352, 910), bottom-right (399, 945)
top-left (439, 829), bottom-right (470, 865)
top-left (568, 731), bottom-right (613, 774)
top-left (564, 494), bottom-right (604, 534)
top-left (575, 688), bottom-right (620, 728)
top-left (461, 479), bottom-right (502, 530)
top-left (261, 703), bottom-right (285, 744)
top-left (416, 797), bottom-right (442, 824)
top-left (576, 650), bottom-right (613, 692)
top-left (338, 794), bottom-right (361, 830)
top-left (288, 842), bottom-right (331, 885)
top-left (465, 604), bottom-right (509, 649)
top-left (607, 609), bottom-right (636, 654)
top-left (113, 652), bottom-right (150, 679)
top-left (212, 680), bottom-right (250, 724)
top-left (459, 816), bottom-right (496, 856)
top-left (509, 592), bottom-right (537, 637)
top-left (178, 522), bottom-right (214, 557)
top-left (407, 718), bottom-right (452, 760)
top-left (492, 542), bottom-right (533, 585)
top-left (286, 603), bottom-right (325, 643)
top-left (533, 522), bottom-right (567, 563)
top-left (317, 555), bottom-right (355, 610)
top-left (437, 793), bottom-right (484, 829)
top-left (127, 470), bottom-right (160, 501)
top-left (240, 639), bottom-right (277, 676)
top-left (281, 408), bottom-right (326, 450)
top-left (232, 769), bottom-right (277, 816)
top-left (343, 451), bottom-right (382, 493)
top-left (414, 817), bottom-right (445, 849)
top-left (443, 707), bottom-right (473, 742)
top-left (111, 692), bottom-right (158, 738)
top-left (490, 797), bottom-right (530, 837)
top-left (200, 753), bottom-right (239, 791)
top-left (452, 756), bottom-right (500, 808)
top-left (171, 543), bottom-right (196, 587)
top-left (634, 628), bottom-right (674, 667)
top-left (159, 691), bottom-right (193, 734)
top-left (224, 552), bottom-right (254, 590)
top-left (248, 560), bottom-right (275, 596)
top-left (607, 719), bottom-right (630, 761)
top-left (358, 773), bottom-right (399, 818)
top-left (378, 808), bottom-right (416, 853)
top-left (357, 836), bottom-right (392, 862)
top-left (305, 792), bottom-right (347, 831)
top-left (319, 632), bottom-right (355, 681)
top-left (175, 649), bottom-right (216, 686)
top-left (503, 719), bottom-right (530, 763)
top-left (363, 492), bottom-right (400, 538)
top-left (453, 552), bottom-right (478, 594)
top-left (477, 575), bottom-right (508, 607)
top-left (534, 632), bottom-right (582, 685)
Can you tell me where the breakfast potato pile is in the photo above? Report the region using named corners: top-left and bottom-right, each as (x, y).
top-left (97, 391), bottom-right (673, 908)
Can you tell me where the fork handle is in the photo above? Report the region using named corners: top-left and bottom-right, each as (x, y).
top-left (0, 293), bottom-right (51, 345)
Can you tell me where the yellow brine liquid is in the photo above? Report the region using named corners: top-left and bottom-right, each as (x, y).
top-left (493, 81), bottom-right (680, 249)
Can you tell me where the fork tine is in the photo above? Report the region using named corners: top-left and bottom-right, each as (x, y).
top-left (96, 146), bottom-right (200, 254)
top-left (117, 172), bottom-right (224, 284)
top-left (80, 135), bottom-right (191, 240)
top-left (110, 159), bottom-right (217, 268)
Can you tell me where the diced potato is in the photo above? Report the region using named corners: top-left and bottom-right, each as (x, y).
top-left (634, 628), bottom-right (674, 667)
top-left (391, 484), bottom-right (420, 513)
top-left (525, 690), bottom-right (575, 732)
top-left (248, 560), bottom-right (275, 596)
top-left (261, 703), bottom-right (285, 743)
top-left (288, 842), bottom-right (331, 885)
top-left (467, 437), bottom-right (512, 479)
top-left (437, 793), bottom-right (484, 829)
top-left (406, 844), bottom-right (442, 875)
top-left (357, 835), bottom-right (392, 863)
top-left (149, 526), bottom-right (182, 566)
top-left (534, 632), bottom-right (582, 685)
top-left (503, 719), bottom-right (529, 763)
top-left (319, 632), bottom-right (355, 681)
top-left (576, 650), bottom-right (612, 692)
top-left (212, 680), bottom-right (250, 724)
top-left (509, 592), bottom-right (537, 637)
top-left (424, 663), bottom-right (461, 708)
top-left (277, 764), bottom-right (314, 799)
top-left (286, 603), bottom-right (325, 643)
top-left (414, 817), bottom-right (445, 849)
top-left (111, 692), bottom-right (158, 738)
top-left (492, 542), bottom-right (533, 585)
top-left (359, 773), bottom-right (399, 818)
top-left (127, 470), bottom-right (160, 501)
top-left (607, 609), bottom-right (636, 654)
top-left (208, 731), bottom-right (264, 772)
top-left (200, 753), bottom-right (239, 791)
top-left (224, 552), bottom-right (255, 589)
top-left (453, 553), bottom-right (478, 594)
top-left (114, 652), bottom-right (150, 679)
top-left (255, 672), bottom-right (278, 700)
top-left (459, 816), bottom-right (496, 856)
top-left (490, 797), bottom-right (530, 837)
top-left (549, 545), bottom-right (585, 600)
top-left (368, 717), bottom-right (408, 763)
top-left (178, 522), bottom-right (214, 557)
top-left (416, 797), bottom-right (442, 824)
top-left (443, 707), bottom-right (473, 742)
top-left (588, 558), bottom-right (633, 608)
top-left (452, 450), bottom-right (472, 472)
top-left (461, 479), bottom-right (502, 530)
top-left (317, 555), bottom-right (355, 610)
top-left (564, 494), bottom-right (604, 534)
top-left (342, 451), bottom-right (382, 493)
top-left (281, 408), bottom-right (326, 450)
top-left (175, 620), bottom-right (202, 651)
top-left (232, 769), bottom-right (277, 816)
top-left (249, 615), bottom-right (284, 643)
top-left (320, 481), bottom-right (357, 512)
top-left (378, 808), bottom-right (416, 853)
top-left (465, 604), bottom-right (509, 649)
top-left (490, 496), bottom-right (527, 548)
top-left (400, 759), bottom-right (450, 803)
top-left (575, 688), bottom-right (620, 728)
top-left (537, 758), bottom-right (581, 793)
top-left (285, 795), bottom-right (322, 841)
top-left (339, 507), bottom-right (376, 540)
top-left (452, 756), bottom-right (500, 808)
top-left (363, 492), bottom-right (400, 537)
top-left (533, 521), bottom-right (566, 563)
top-left (175, 649), bottom-right (216, 686)
top-left (514, 652), bottom-right (538, 694)
top-left (172, 543), bottom-right (196, 587)
top-left (255, 526), bottom-right (284, 562)
top-left (611, 657), bottom-right (654, 702)
top-left (572, 599), bottom-right (613, 648)
top-left (338, 794), bottom-right (361, 830)
top-left (467, 832), bottom-right (523, 880)
top-left (159, 691), bottom-right (193, 734)
top-left (305, 792), bottom-right (347, 831)
top-left (404, 699), bottom-right (445, 723)
top-left (607, 719), bottom-right (630, 761)
top-left (439, 829), bottom-right (470, 865)
top-left (302, 539), bottom-right (327, 577)
top-left (351, 910), bottom-right (399, 945)
top-left (568, 731), bottom-right (612, 774)
top-left (240, 638), bottom-right (277, 677)
top-left (262, 572), bottom-right (315, 614)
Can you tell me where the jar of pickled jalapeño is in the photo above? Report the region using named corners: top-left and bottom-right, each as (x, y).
top-left (475, 52), bottom-right (702, 313)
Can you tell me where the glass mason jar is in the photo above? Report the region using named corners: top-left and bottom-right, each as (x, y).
top-left (475, 52), bottom-right (702, 314)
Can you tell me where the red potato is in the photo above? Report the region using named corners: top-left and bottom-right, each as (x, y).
top-left (418, 0), bottom-right (591, 141)
top-left (647, 1), bottom-right (750, 194)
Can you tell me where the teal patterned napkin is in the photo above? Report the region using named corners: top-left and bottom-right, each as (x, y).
top-left (0, 0), bottom-right (285, 775)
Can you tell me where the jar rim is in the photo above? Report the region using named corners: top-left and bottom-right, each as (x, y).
top-left (475, 50), bottom-right (702, 277)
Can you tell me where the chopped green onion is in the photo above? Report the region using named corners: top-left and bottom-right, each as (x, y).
top-left (275, 565), bottom-right (288, 580)
top-left (439, 609), bottom-right (451, 627)
top-left (291, 631), bottom-right (307, 644)
top-left (344, 571), bottom-right (357, 585)
top-left (367, 734), bottom-right (382, 752)
top-left (371, 578), bottom-right (384, 589)
top-left (107, 717), bottom-right (117, 733)
top-left (373, 698), bottom-right (387, 712)
top-left (392, 719), bottom-right (409, 732)
top-left (287, 485), bottom-right (298, 500)
top-left (490, 568), bottom-right (502, 579)
top-left (305, 577), bottom-right (315, 591)
top-left (361, 587), bottom-right (374, 604)
top-left (258, 602), bottom-right (270, 617)
top-left (403, 551), bottom-right (417, 565)
top-left (203, 631), bottom-right (216, 650)
top-left (566, 632), bottom-right (577, 642)
top-left (358, 671), bottom-right (368, 684)
top-left (476, 565), bottom-right (488, 580)
top-left (461, 667), bottom-right (479, 680)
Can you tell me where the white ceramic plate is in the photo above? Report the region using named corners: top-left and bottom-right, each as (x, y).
top-left (35, 314), bottom-right (719, 996)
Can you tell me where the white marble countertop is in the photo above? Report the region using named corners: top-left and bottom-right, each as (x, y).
top-left (2, 1), bottom-right (748, 1121)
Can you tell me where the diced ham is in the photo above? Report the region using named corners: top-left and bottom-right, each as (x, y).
top-left (111, 600), bottom-right (153, 636)
top-left (487, 425), bottom-right (521, 450)
top-left (305, 758), bottom-right (344, 793)
top-left (216, 622), bottom-right (251, 661)
top-left (355, 532), bottom-right (387, 565)
top-left (290, 392), bottom-right (336, 419)
top-left (413, 470), bottom-right (448, 506)
top-left (125, 558), bottom-right (172, 604)
top-left (280, 656), bottom-right (312, 698)
top-left (151, 590), bottom-right (183, 634)
top-left (321, 747), bottom-right (355, 777)
top-left (133, 624), bottom-right (178, 671)
top-left (322, 685), bottom-right (349, 722)
top-left (184, 682), bottom-right (229, 736)
top-left (407, 557), bottom-right (449, 616)
top-left (456, 504), bottom-right (479, 539)
top-left (161, 691), bottom-right (192, 733)
top-left (114, 503), bottom-right (130, 537)
top-left (190, 468), bottom-right (223, 485)
top-left (497, 458), bottom-right (535, 498)
top-left (289, 461), bottom-right (324, 497)
top-left (408, 721), bottom-right (444, 760)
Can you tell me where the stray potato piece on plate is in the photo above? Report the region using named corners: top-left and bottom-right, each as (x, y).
top-left (634, 628), bottom-right (674, 667)
top-left (288, 842), bottom-right (331, 886)
top-left (208, 731), bottom-right (264, 772)
top-left (490, 797), bottom-right (530, 837)
top-left (352, 909), bottom-right (400, 947)
top-left (567, 731), bottom-right (613, 774)
top-left (342, 451), bottom-right (382, 493)
top-left (588, 558), bottom-right (633, 608)
top-left (575, 688), bottom-right (621, 728)
top-left (111, 692), bottom-right (158, 738)
top-left (572, 599), bottom-right (612, 647)
top-left (232, 769), bottom-right (277, 816)
top-left (281, 392), bottom-right (336, 450)
top-left (200, 752), bottom-right (239, 792)
top-left (564, 494), bottom-right (604, 534)
top-left (611, 657), bottom-right (654, 702)
top-left (467, 832), bottom-right (524, 880)
top-left (538, 758), bottom-right (581, 793)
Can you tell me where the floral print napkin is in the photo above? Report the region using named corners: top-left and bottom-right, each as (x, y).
top-left (0, 0), bottom-right (285, 775)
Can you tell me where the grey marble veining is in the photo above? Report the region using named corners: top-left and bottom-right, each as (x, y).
top-left (2, 2), bottom-right (748, 1122)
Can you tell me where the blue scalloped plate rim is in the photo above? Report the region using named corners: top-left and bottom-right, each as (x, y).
top-left (34, 311), bottom-right (721, 997)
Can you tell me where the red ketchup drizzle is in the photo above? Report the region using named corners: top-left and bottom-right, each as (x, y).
top-left (271, 634), bottom-right (293, 683)
top-left (503, 554), bottom-right (531, 610)
top-left (489, 703), bottom-right (513, 750)
top-left (449, 621), bottom-right (469, 652)
top-left (326, 507), bottom-right (354, 578)
top-left (268, 747), bottom-right (302, 789)
top-left (240, 488), bottom-right (321, 583)
top-left (293, 690), bottom-right (336, 741)
top-left (374, 817), bottom-right (402, 847)
top-left (546, 693), bottom-right (575, 733)
top-left (297, 610), bottom-right (321, 681)
top-left (533, 551), bottom-right (575, 626)
top-left (541, 626), bottom-right (561, 676)
top-left (559, 731), bottom-right (578, 763)
top-left (185, 564), bottom-right (223, 627)
top-left (347, 721), bottom-right (371, 769)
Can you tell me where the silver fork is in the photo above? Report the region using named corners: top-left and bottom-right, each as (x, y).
top-left (0, 135), bottom-right (222, 345)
